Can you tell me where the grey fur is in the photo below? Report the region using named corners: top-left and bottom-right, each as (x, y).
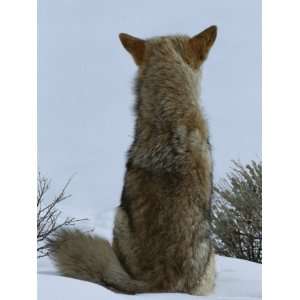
top-left (49, 26), bottom-right (218, 295)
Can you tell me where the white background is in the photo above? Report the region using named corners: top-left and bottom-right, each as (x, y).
top-left (1, 0), bottom-right (300, 299)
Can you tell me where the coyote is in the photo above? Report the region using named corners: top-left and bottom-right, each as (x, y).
top-left (49, 25), bottom-right (217, 295)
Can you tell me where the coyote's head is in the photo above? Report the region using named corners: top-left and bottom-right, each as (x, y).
top-left (119, 26), bottom-right (217, 70)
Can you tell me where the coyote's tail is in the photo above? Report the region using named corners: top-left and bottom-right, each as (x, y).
top-left (48, 229), bottom-right (150, 294)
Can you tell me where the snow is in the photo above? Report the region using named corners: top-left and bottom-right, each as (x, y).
top-left (38, 210), bottom-right (261, 300)
top-left (37, 2), bottom-right (261, 298)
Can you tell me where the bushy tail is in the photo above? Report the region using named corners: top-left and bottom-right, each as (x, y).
top-left (48, 229), bottom-right (150, 294)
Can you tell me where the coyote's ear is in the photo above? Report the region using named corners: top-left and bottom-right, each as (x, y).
top-left (189, 26), bottom-right (217, 65)
top-left (119, 33), bottom-right (146, 65)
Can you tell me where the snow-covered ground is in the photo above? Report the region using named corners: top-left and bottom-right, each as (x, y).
top-left (38, 209), bottom-right (261, 300)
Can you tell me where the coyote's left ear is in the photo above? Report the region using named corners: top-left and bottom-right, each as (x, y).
top-left (119, 33), bottom-right (146, 65)
top-left (189, 26), bottom-right (217, 65)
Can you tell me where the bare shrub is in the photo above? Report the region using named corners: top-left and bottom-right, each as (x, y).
top-left (211, 160), bottom-right (262, 263)
top-left (37, 173), bottom-right (87, 258)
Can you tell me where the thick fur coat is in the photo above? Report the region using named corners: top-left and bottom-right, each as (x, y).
top-left (49, 26), bottom-right (217, 295)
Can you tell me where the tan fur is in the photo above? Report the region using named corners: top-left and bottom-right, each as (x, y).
top-left (48, 229), bottom-right (148, 294)
top-left (119, 33), bottom-right (145, 65)
top-left (49, 26), bottom-right (217, 295)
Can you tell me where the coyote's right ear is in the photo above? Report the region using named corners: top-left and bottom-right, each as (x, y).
top-left (119, 33), bottom-right (146, 65)
top-left (189, 26), bottom-right (217, 66)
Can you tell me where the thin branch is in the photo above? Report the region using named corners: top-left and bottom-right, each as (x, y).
top-left (37, 174), bottom-right (88, 258)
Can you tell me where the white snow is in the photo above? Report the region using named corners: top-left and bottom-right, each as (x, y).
top-left (38, 210), bottom-right (261, 300)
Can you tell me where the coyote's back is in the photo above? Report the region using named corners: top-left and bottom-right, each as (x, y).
top-left (49, 26), bottom-right (218, 295)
